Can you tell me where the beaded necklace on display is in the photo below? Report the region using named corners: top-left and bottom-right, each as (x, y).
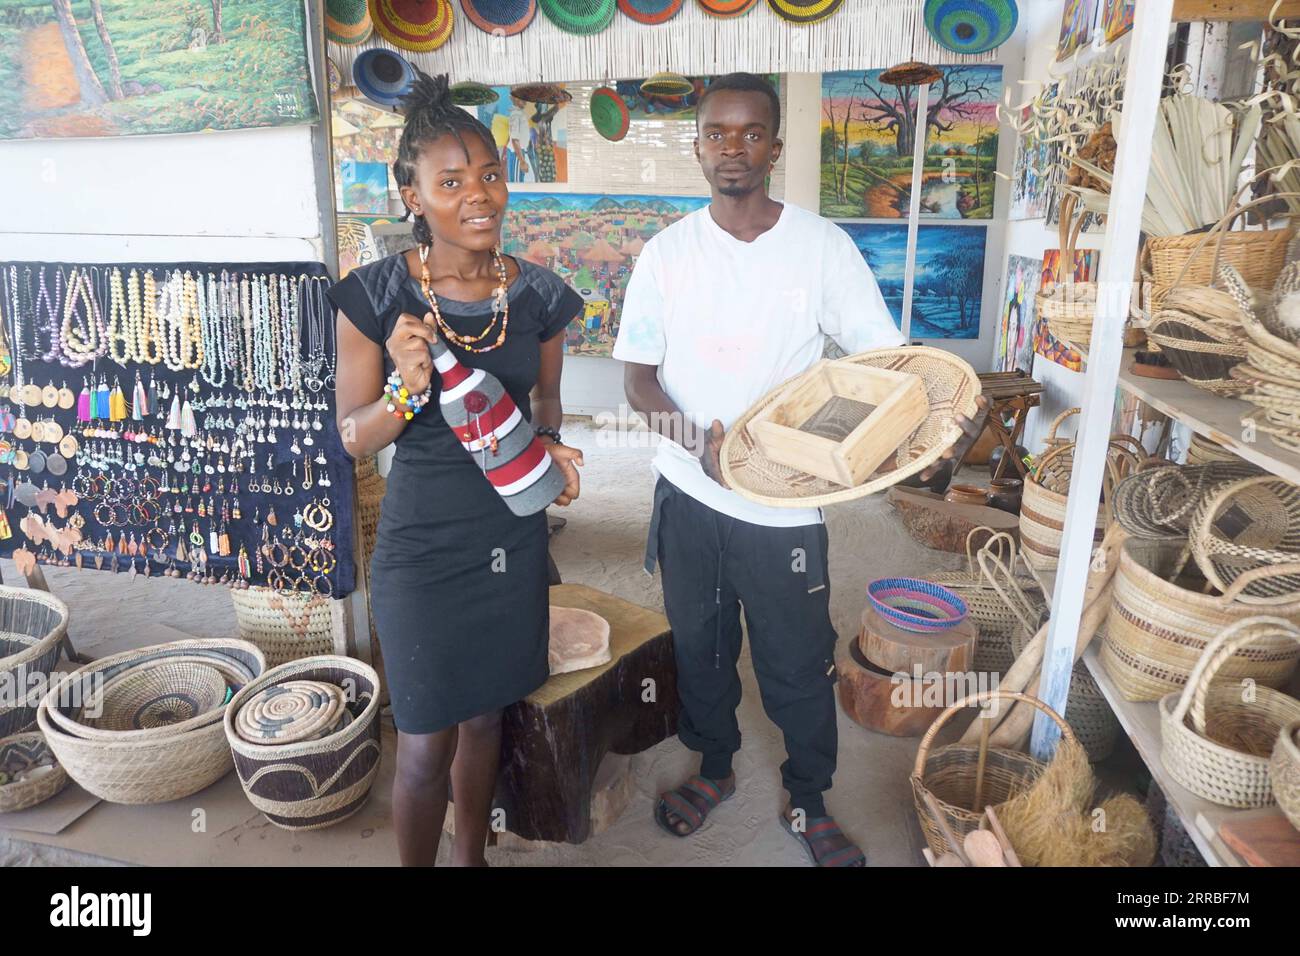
top-left (181, 271), bottom-right (204, 370)
top-left (267, 275), bottom-right (283, 393)
top-left (35, 266), bottom-right (63, 363)
top-left (239, 275), bottom-right (255, 392)
top-left (6, 267), bottom-right (23, 394)
top-left (417, 243), bottom-right (510, 353)
top-left (300, 276), bottom-right (324, 392)
top-left (200, 272), bottom-right (226, 388)
top-left (107, 267), bottom-right (134, 365)
top-left (140, 270), bottom-right (162, 364)
top-left (61, 267), bottom-right (106, 365)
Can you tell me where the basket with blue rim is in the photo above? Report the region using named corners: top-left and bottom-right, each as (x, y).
top-left (867, 578), bottom-right (968, 633)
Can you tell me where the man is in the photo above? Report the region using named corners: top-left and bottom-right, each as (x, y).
top-left (507, 93), bottom-right (535, 182)
top-left (613, 73), bottom-right (980, 867)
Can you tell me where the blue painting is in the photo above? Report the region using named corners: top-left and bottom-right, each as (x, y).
top-left (837, 223), bottom-right (987, 340)
top-left (476, 86), bottom-right (569, 183)
top-left (339, 160), bottom-right (389, 214)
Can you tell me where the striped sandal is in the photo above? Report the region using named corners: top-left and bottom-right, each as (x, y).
top-left (654, 775), bottom-right (734, 837)
top-left (780, 813), bottom-right (867, 867)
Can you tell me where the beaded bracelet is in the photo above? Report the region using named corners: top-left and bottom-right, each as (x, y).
top-left (383, 372), bottom-right (432, 421)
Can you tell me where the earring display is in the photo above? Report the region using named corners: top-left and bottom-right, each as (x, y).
top-left (0, 260), bottom-right (355, 598)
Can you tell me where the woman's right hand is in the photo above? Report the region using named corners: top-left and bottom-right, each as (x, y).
top-left (385, 311), bottom-right (438, 396)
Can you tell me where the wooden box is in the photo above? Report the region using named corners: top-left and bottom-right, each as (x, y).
top-left (745, 360), bottom-right (928, 487)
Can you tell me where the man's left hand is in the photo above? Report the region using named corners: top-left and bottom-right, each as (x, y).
top-left (921, 394), bottom-right (991, 482)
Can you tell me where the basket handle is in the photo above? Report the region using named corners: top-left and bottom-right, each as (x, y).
top-left (910, 690), bottom-right (1078, 781)
top-left (1171, 615), bottom-right (1300, 735)
top-left (1217, 561), bottom-right (1300, 605)
top-left (1169, 178), bottom-right (1300, 291)
top-left (1190, 474), bottom-right (1300, 601)
top-left (978, 545), bottom-right (1040, 636)
top-left (964, 526), bottom-right (1017, 574)
top-left (1045, 407), bottom-right (1081, 443)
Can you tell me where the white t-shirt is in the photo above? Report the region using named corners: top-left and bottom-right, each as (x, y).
top-left (612, 202), bottom-right (905, 527)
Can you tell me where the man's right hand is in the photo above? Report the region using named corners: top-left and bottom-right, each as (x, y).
top-left (385, 311), bottom-right (438, 396)
top-left (699, 419), bottom-right (728, 487)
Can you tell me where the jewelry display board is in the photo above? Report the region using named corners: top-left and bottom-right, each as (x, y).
top-left (0, 261), bottom-right (355, 598)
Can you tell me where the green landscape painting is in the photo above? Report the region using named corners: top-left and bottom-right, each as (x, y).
top-left (0, 0), bottom-right (318, 139)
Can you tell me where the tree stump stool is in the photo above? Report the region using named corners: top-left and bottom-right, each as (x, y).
top-left (494, 584), bottom-right (677, 844)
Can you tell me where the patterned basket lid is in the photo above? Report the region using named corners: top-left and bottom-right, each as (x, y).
top-left (450, 80), bottom-right (501, 105)
top-left (460, 0), bottom-right (537, 35)
top-left (369, 0), bottom-right (456, 52)
top-left (765, 0), bottom-right (844, 23)
top-left (539, 0), bottom-right (616, 34)
top-left (618, 0), bottom-right (683, 23)
top-left (352, 48), bottom-right (418, 107)
top-left (590, 87), bottom-right (631, 140)
top-left (326, 0), bottom-right (374, 44)
top-left (639, 71), bottom-right (693, 96)
top-left (697, 0), bottom-right (758, 17)
top-left (924, 0), bottom-right (1018, 55)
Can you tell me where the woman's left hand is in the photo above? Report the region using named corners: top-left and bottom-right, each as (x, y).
top-left (546, 442), bottom-right (584, 506)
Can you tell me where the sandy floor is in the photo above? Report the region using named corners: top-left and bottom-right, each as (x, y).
top-left (1, 419), bottom-right (972, 867)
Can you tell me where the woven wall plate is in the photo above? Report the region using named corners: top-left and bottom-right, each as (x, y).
top-left (353, 48), bottom-right (417, 108)
top-left (618, 0), bottom-right (683, 23)
top-left (510, 82), bottom-right (573, 103)
top-left (721, 347), bottom-right (979, 508)
top-left (327, 0), bottom-right (375, 44)
top-left (450, 80), bottom-right (500, 106)
top-left (766, 0), bottom-right (844, 23)
top-left (462, 0), bottom-right (537, 35)
top-left (698, 0), bottom-right (758, 16)
top-left (590, 86), bottom-right (631, 141)
top-left (369, 0), bottom-right (456, 52)
top-left (640, 71), bottom-right (694, 96)
top-left (539, 0), bottom-right (616, 34)
top-left (924, 0), bottom-right (1018, 54)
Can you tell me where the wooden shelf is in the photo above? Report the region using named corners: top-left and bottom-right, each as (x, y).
top-left (1117, 349), bottom-right (1300, 485)
top-left (1081, 646), bottom-right (1245, 867)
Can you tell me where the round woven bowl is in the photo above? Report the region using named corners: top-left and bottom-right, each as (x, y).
top-left (235, 680), bottom-right (348, 745)
top-left (867, 578), bottom-right (967, 633)
top-left (37, 639), bottom-right (265, 805)
top-left (225, 656), bottom-right (382, 831)
top-left (83, 661), bottom-right (227, 734)
top-left (0, 731), bottom-right (69, 813)
top-left (1271, 720), bottom-right (1300, 831)
top-left (0, 587), bottom-right (70, 739)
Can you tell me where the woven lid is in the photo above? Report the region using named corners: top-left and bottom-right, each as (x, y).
top-left (235, 680), bottom-right (348, 744)
top-left (766, 0), bottom-right (843, 23)
top-left (510, 82), bottom-right (573, 103)
top-left (618, 0), bottom-right (683, 23)
top-left (369, 0), bottom-right (456, 51)
top-left (450, 80), bottom-right (501, 105)
top-left (539, 0), bottom-right (616, 34)
top-left (640, 71), bottom-right (694, 96)
top-left (697, 0), bottom-right (758, 16)
top-left (353, 48), bottom-right (417, 107)
top-left (461, 0), bottom-right (537, 34)
top-left (720, 347), bottom-right (980, 508)
top-left (924, 0), bottom-right (1018, 55)
top-left (880, 60), bottom-right (942, 87)
top-left (590, 87), bottom-right (631, 140)
top-left (326, 0), bottom-right (374, 44)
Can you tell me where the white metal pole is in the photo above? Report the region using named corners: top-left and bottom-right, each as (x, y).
top-left (1030, 0), bottom-right (1174, 758)
top-left (900, 82), bottom-right (929, 341)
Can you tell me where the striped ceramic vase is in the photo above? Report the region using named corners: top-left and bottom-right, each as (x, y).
top-left (429, 336), bottom-right (566, 516)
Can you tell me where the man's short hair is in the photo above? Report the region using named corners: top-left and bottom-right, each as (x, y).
top-left (696, 73), bottom-right (780, 135)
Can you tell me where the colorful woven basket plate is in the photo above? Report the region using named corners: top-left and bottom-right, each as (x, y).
top-left (766, 0), bottom-right (844, 23)
top-left (924, 0), bottom-right (1018, 55)
top-left (353, 48), bottom-right (418, 107)
top-left (640, 71), bottom-right (694, 96)
top-left (590, 86), bottom-right (631, 141)
top-left (868, 578), bottom-right (968, 633)
top-left (450, 80), bottom-right (501, 105)
top-left (720, 346), bottom-right (980, 508)
top-left (618, 0), bottom-right (683, 22)
top-left (539, 0), bottom-right (616, 33)
top-left (698, 0), bottom-right (758, 16)
top-left (327, 0), bottom-right (374, 44)
top-left (369, 0), bottom-right (456, 52)
top-left (510, 82), bottom-right (573, 103)
top-left (461, 0), bottom-right (537, 35)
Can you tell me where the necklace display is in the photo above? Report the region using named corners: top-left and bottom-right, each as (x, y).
top-left (0, 261), bottom-right (344, 596)
top-left (417, 243), bottom-right (511, 353)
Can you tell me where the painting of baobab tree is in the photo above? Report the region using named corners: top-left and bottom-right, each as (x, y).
top-left (821, 65), bottom-right (1002, 220)
top-left (0, 0), bottom-right (317, 139)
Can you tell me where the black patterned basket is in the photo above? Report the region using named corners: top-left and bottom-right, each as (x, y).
top-left (0, 588), bottom-right (70, 739)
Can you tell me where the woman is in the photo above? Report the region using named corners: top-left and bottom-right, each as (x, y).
top-left (329, 73), bottom-right (585, 866)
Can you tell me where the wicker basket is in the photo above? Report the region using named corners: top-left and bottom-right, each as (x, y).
top-left (83, 661), bottom-right (228, 734)
top-left (0, 588), bottom-right (70, 739)
top-left (1160, 617), bottom-right (1300, 808)
top-left (1271, 720), bottom-right (1300, 831)
top-left (912, 690), bottom-right (1077, 857)
top-left (0, 731), bottom-right (69, 813)
top-left (230, 587), bottom-right (340, 669)
top-left (1146, 307), bottom-right (1249, 396)
top-left (1189, 475), bottom-right (1300, 605)
top-left (1187, 433), bottom-right (1242, 466)
top-left (1113, 461), bottom-right (1264, 539)
top-left (1009, 626), bottom-right (1120, 762)
top-left (1037, 198), bottom-right (1098, 353)
top-left (1102, 537), bottom-right (1300, 701)
top-left (37, 639), bottom-right (265, 805)
top-left (225, 655), bottom-right (382, 831)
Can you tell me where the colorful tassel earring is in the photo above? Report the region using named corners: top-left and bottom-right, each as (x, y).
top-left (95, 376), bottom-right (110, 421)
top-left (166, 393), bottom-right (181, 430)
top-left (76, 379), bottom-right (91, 423)
top-left (180, 399), bottom-right (196, 438)
top-left (109, 379), bottom-right (126, 422)
top-left (132, 372), bottom-right (147, 420)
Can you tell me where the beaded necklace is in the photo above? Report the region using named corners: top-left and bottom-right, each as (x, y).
top-left (61, 268), bottom-right (106, 365)
top-left (107, 267), bottom-right (134, 365)
top-left (6, 267), bottom-right (24, 393)
top-left (200, 273), bottom-right (226, 388)
top-left (417, 243), bottom-right (510, 353)
top-left (267, 275), bottom-right (282, 393)
top-left (240, 276), bottom-right (256, 393)
top-left (35, 266), bottom-right (63, 364)
top-left (141, 270), bottom-right (163, 364)
top-left (301, 277), bottom-right (324, 392)
top-left (180, 271), bottom-right (203, 370)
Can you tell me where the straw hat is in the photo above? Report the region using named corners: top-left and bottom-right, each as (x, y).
top-left (618, 0), bottom-right (683, 23)
top-left (765, 0), bottom-right (843, 23)
top-left (326, 0), bottom-right (373, 44)
top-left (352, 48), bottom-right (417, 107)
top-left (923, 0), bottom-right (1019, 55)
top-left (720, 347), bottom-right (981, 508)
top-left (539, 0), bottom-right (616, 34)
top-left (590, 87), bottom-right (631, 140)
top-left (369, 0), bottom-right (456, 52)
top-left (697, 0), bottom-right (758, 17)
top-left (460, 0), bottom-right (537, 34)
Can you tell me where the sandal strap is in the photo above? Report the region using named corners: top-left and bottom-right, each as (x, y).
top-left (816, 844), bottom-right (866, 867)
top-left (661, 791), bottom-right (705, 829)
top-left (680, 776), bottom-right (727, 807)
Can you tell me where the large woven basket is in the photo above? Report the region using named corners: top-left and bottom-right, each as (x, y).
top-left (37, 639), bottom-right (265, 805)
top-left (0, 588), bottom-right (70, 738)
top-left (1189, 475), bottom-right (1300, 605)
top-left (1037, 195), bottom-right (1098, 353)
top-left (230, 587), bottom-right (340, 668)
top-left (911, 690), bottom-right (1077, 857)
top-left (1102, 537), bottom-right (1300, 701)
top-left (0, 731), bottom-right (69, 813)
top-left (225, 655), bottom-right (382, 831)
top-left (1271, 720), bottom-right (1300, 831)
top-left (1160, 617), bottom-right (1300, 809)
top-left (1112, 461), bottom-right (1263, 540)
top-left (1146, 305), bottom-right (1249, 396)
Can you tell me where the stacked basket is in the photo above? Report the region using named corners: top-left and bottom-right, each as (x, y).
top-left (0, 587), bottom-right (70, 739)
top-left (1233, 260), bottom-right (1300, 453)
top-left (37, 639), bottom-right (265, 804)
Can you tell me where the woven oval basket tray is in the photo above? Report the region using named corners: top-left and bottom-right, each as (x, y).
top-left (720, 347), bottom-right (979, 508)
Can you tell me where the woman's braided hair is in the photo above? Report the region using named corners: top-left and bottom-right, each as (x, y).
top-left (394, 72), bottom-right (499, 246)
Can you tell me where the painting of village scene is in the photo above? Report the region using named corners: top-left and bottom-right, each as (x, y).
top-left (0, 0), bottom-right (318, 139)
top-left (477, 86), bottom-right (569, 183)
top-left (821, 65), bottom-right (1002, 220)
top-left (836, 223), bottom-right (986, 340)
top-left (501, 192), bottom-right (709, 356)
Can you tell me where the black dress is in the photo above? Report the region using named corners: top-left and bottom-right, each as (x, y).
top-left (327, 253), bottom-right (583, 734)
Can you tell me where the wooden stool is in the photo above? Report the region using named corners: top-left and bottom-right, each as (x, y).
top-left (494, 584), bottom-right (678, 844)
